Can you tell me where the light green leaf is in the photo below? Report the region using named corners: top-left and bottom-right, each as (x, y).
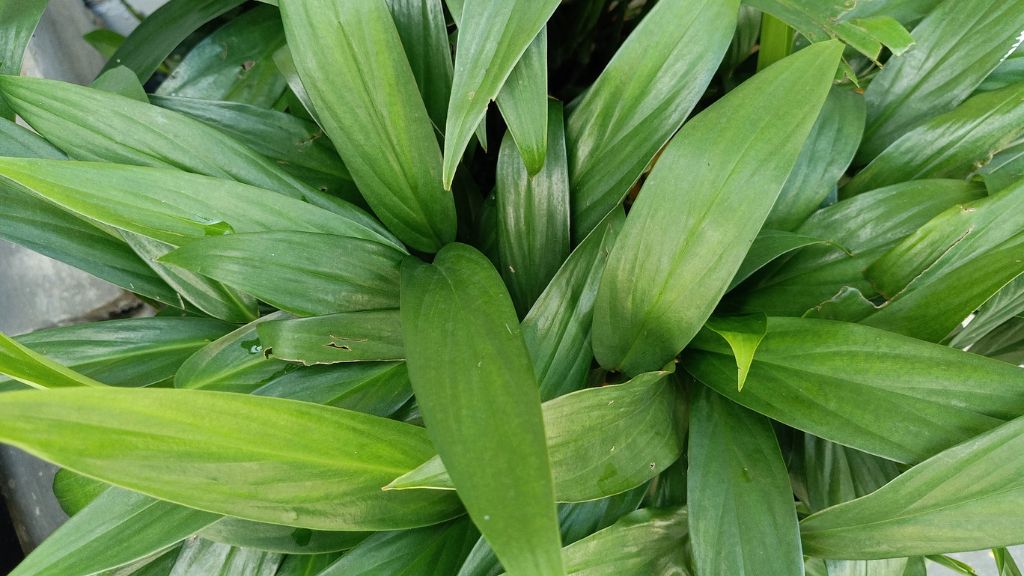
top-left (387, 372), bottom-right (683, 503)
top-left (728, 230), bottom-right (830, 291)
top-left (0, 331), bottom-right (105, 390)
top-left (0, 318), bottom-right (231, 391)
top-left (566, 0), bottom-right (739, 240)
top-left (685, 317), bottom-right (1024, 464)
top-left (688, 385), bottom-right (802, 576)
top-left (101, 0), bottom-right (246, 81)
top-left (801, 414), bottom-right (1024, 559)
top-left (859, 0), bottom-right (1024, 160)
top-left (53, 469), bottom-right (107, 516)
top-left (91, 66), bottom-right (149, 102)
top-left (766, 86), bottom-right (865, 231)
top-left (0, 387), bottom-right (462, 530)
top-left (400, 243), bottom-right (563, 576)
top-left (161, 232), bottom-right (403, 316)
top-left (386, 0), bottom-right (454, 133)
top-left (155, 5), bottom-right (286, 108)
top-left (257, 311), bottom-right (404, 365)
top-left (497, 101), bottom-right (570, 316)
top-left (317, 518), bottom-right (478, 576)
top-left (280, 0), bottom-right (455, 252)
top-left (10, 487), bottom-right (220, 576)
top-left (996, 549), bottom-right (1023, 576)
top-left (846, 82), bottom-right (1024, 196)
top-left (495, 31), bottom-right (548, 175)
top-left (522, 208), bottom-right (624, 401)
top-left (592, 41), bottom-right (844, 375)
top-left (0, 0), bottom-right (47, 118)
top-left (551, 507), bottom-right (690, 576)
top-left (702, 314), bottom-right (768, 390)
top-left (174, 314), bottom-right (291, 394)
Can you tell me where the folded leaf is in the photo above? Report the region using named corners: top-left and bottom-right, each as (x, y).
top-left (161, 232), bottom-right (403, 316)
top-left (280, 0), bottom-right (455, 252)
top-left (441, 0), bottom-right (559, 188)
top-left (859, 0), bottom-right (1024, 160)
top-left (801, 414), bottom-right (1024, 559)
top-left (566, 0), bottom-right (739, 240)
top-left (257, 311), bottom-right (404, 365)
top-left (388, 372), bottom-right (683, 503)
top-left (497, 101), bottom-right (570, 316)
top-left (685, 317), bottom-right (1024, 464)
top-left (688, 385), bottom-right (803, 576)
top-left (592, 41), bottom-right (843, 375)
top-left (317, 518), bottom-right (478, 576)
top-left (702, 314), bottom-right (768, 390)
top-left (401, 243), bottom-right (563, 576)
top-left (0, 387), bottom-right (462, 530)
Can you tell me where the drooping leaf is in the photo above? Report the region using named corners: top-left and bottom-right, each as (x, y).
top-left (552, 507), bottom-right (690, 576)
top-left (859, 0), bottom-right (1024, 160)
top-left (400, 243), bottom-right (563, 576)
top-left (0, 387), bottom-right (462, 530)
top-left (688, 385), bottom-right (803, 576)
top-left (441, 0), bottom-right (559, 188)
top-left (801, 414), bottom-right (1024, 559)
top-left (155, 5), bottom-right (286, 107)
top-left (387, 371), bottom-right (683, 503)
top-left (257, 311), bottom-right (404, 365)
top-left (280, 0), bottom-right (455, 252)
top-left (497, 101), bottom-right (570, 316)
top-left (702, 314), bottom-right (768, 390)
top-left (317, 518), bottom-right (478, 576)
top-left (566, 0), bottom-right (739, 240)
top-left (845, 81), bottom-right (1024, 196)
top-left (161, 232), bottom-right (403, 316)
top-left (522, 208), bottom-right (624, 401)
top-left (100, 0), bottom-right (246, 81)
top-left (592, 41), bottom-right (843, 375)
top-left (685, 317), bottom-right (1024, 464)
top-left (765, 86), bottom-right (866, 231)
top-left (0, 0), bottom-right (47, 119)
top-left (174, 314), bottom-right (292, 394)
top-left (495, 31), bottom-right (548, 175)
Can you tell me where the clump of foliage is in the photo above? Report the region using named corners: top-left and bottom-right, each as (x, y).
top-left (1, 0), bottom-right (1024, 574)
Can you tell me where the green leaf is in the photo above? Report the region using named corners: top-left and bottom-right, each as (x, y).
top-left (150, 96), bottom-right (358, 203)
top-left (0, 116), bottom-right (64, 159)
top-left (522, 208), bottom-right (624, 401)
top-left (174, 313), bottom-right (292, 394)
top-left (765, 86), bottom-right (865, 231)
top-left (688, 385), bottom-right (802, 576)
top-left (497, 101), bottom-right (570, 316)
top-left (0, 0), bottom-right (47, 119)
top-left (280, 0), bottom-right (455, 252)
top-left (441, 0), bottom-right (559, 188)
top-left (685, 317), bottom-right (1024, 464)
top-left (387, 371), bottom-right (683, 503)
top-left (495, 31), bottom-right (548, 175)
top-left (846, 82), bottom-right (1024, 196)
top-left (850, 16), bottom-right (916, 56)
top-left (551, 507), bottom-right (690, 576)
top-left (386, 0), bottom-right (454, 133)
top-left (978, 50), bottom-right (1024, 93)
top-left (736, 180), bottom-right (984, 317)
top-left (0, 158), bottom-right (396, 248)
top-left (0, 318), bottom-right (232, 391)
top-left (566, 0), bottom-right (739, 240)
top-left (702, 314), bottom-right (768, 390)
top-left (162, 538), bottom-right (283, 576)
top-left (980, 139), bottom-right (1024, 194)
top-left (728, 230), bottom-right (830, 291)
top-left (9, 487), bottom-right (220, 576)
top-left (859, 0), bottom-right (1024, 160)
top-left (161, 232), bottom-right (403, 316)
top-left (83, 29), bottom-right (125, 61)
top-left (316, 518), bottom-right (479, 576)
top-left (275, 554), bottom-right (343, 576)
top-left (53, 469), bottom-right (107, 516)
top-left (802, 287), bottom-right (879, 322)
top-left (0, 387), bottom-right (462, 530)
top-left (91, 66), bottom-right (149, 103)
top-left (0, 75), bottom-right (375, 222)
top-left (801, 414), bottom-right (1024, 559)
top-left (155, 5), bottom-right (286, 108)
top-left (252, 362), bottom-right (413, 416)
top-left (996, 549), bottom-right (1023, 576)
top-left (200, 518), bottom-right (367, 555)
top-left (925, 556), bottom-right (980, 576)
top-left (592, 41), bottom-right (844, 375)
top-left (101, 0), bottom-right (246, 81)
top-left (756, 14), bottom-right (795, 71)
top-left (0, 331), bottom-right (106, 390)
top-left (400, 243), bottom-right (563, 576)
top-left (257, 311), bottom-right (404, 365)
top-left (952, 276), bottom-right (1024, 348)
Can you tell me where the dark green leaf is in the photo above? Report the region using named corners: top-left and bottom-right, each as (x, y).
top-left (980, 139), bottom-right (1024, 194)
top-left (400, 243), bottom-right (563, 575)
top-left (257, 311), bottom-right (404, 365)
top-left (386, 0), bottom-right (454, 133)
top-left (0, 0), bottom-right (46, 118)
top-left (592, 41), bottom-right (843, 375)
top-left (729, 230), bottom-right (830, 291)
top-left (566, 0), bottom-right (739, 240)
top-left (274, 554), bottom-right (343, 576)
top-left (495, 31), bottom-right (548, 175)
top-left (200, 518), bottom-right (367, 555)
top-left (317, 518), bottom-right (478, 576)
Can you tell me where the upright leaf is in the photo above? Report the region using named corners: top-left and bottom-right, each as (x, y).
top-left (0, 0), bottom-right (47, 119)
top-left (859, 0), bottom-right (1024, 160)
top-left (0, 388), bottom-right (462, 530)
top-left (688, 386), bottom-right (803, 576)
top-left (401, 243), bottom-right (563, 576)
top-left (280, 0), bottom-right (455, 252)
top-left (566, 0), bottom-right (740, 240)
top-left (386, 0), bottom-right (454, 132)
top-left (497, 101), bottom-right (570, 316)
top-left (494, 31), bottom-right (549, 175)
top-left (592, 41), bottom-right (843, 375)
top-left (441, 0), bottom-right (560, 188)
